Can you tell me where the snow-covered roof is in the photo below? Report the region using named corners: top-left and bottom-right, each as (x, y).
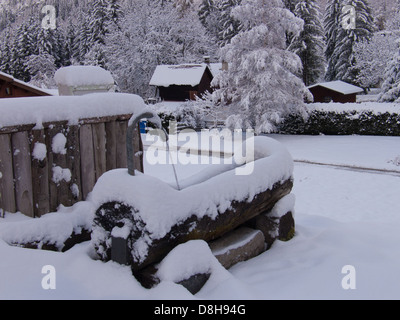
top-left (149, 64), bottom-right (209, 87)
top-left (150, 63), bottom-right (222, 88)
top-left (0, 71), bottom-right (53, 96)
top-left (54, 66), bottom-right (114, 87)
top-left (308, 80), bottom-right (364, 95)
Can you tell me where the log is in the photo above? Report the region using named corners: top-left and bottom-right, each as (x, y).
top-left (93, 179), bottom-right (293, 272)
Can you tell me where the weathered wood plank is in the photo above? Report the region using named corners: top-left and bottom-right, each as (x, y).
top-left (92, 123), bottom-right (107, 180)
top-left (116, 121), bottom-right (128, 168)
top-left (133, 123), bottom-right (144, 173)
top-left (30, 129), bottom-right (50, 217)
top-left (105, 121), bottom-right (117, 171)
top-left (0, 134), bottom-right (16, 213)
top-left (11, 131), bottom-right (34, 217)
top-left (66, 125), bottom-right (82, 204)
top-left (46, 126), bottom-right (70, 211)
top-left (79, 124), bottom-right (96, 200)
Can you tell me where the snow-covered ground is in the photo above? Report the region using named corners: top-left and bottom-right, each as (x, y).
top-left (1, 134), bottom-right (400, 300)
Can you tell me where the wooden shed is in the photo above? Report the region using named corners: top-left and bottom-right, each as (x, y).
top-left (149, 64), bottom-right (216, 102)
top-left (0, 71), bottom-right (52, 99)
top-left (307, 80), bottom-right (364, 103)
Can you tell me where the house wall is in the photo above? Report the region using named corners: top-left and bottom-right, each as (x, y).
top-left (159, 85), bottom-right (197, 101)
top-left (158, 68), bottom-right (214, 102)
top-left (309, 86), bottom-right (357, 103)
top-left (0, 79), bottom-right (46, 98)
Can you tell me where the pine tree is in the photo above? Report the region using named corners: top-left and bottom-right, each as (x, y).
top-left (378, 44), bottom-right (400, 102)
top-left (283, 0), bottom-right (299, 12)
top-left (325, 0), bottom-right (375, 83)
top-left (198, 0), bottom-right (222, 43)
top-left (219, 0), bottom-right (242, 47)
top-left (108, 0), bottom-right (123, 27)
top-left (324, 0), bottom-right (342, 81)
top-left (212, 0), bottom-right (310, 134)
top-left (89, 0), bottom-right (111, 46)
top-left (10, 20), bottom-right (37, 81)
top-left (25, 53), bottom-right (57, 88)
top-left (289, 0), bottom-right (325, 86)
top-left (0, 29), bottom-right (13, 74)
top-left (175, 0), bottom-right (195, 13)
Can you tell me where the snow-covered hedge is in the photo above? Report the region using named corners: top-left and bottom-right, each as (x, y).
top-left (279, 103), bottom-right (400, 136)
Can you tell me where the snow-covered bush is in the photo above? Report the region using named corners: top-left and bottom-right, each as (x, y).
top-left (149, 93), bottom-right (221, 131)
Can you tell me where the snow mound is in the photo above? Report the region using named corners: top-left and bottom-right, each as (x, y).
top-left (54, 66), bottom-right (114, 87)
top-left (0, 202), bottom-right (94, 250)
top-left (156, 240), bottom-right (225, 284)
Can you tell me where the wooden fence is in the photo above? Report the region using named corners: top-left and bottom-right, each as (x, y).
top-left (0, 114), bottom-right (143, 218)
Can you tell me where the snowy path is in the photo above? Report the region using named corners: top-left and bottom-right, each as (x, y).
top-left (294, 160), bottom-right (400, 177)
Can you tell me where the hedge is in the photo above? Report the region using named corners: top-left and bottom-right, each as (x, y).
top-left (279, 109), bottom-right (400, 136)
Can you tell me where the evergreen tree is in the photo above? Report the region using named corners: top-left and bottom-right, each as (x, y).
top-left (283, 0), bottom-right (299, 12)
top-left (175, 0), bottom-right (195, 13)
top-left (10, 20), bottom-right (37, 81)
top-left (289, 0), bottom-right (325, 86)
top-left (198, 0), bottom-right (222, 43)
top-left (378, 44), bottom-right (400, 102)
top-left (325, 0), bottom-right (375, 83)
top-left (212, 0), bottom-right (310, 134)
top-left (108, 0), bottom-right (123, 27)
top-left (74, 14), bottom-right (92, 63)
top-left (88, 0), bottom-right (110, 46)
top-left (25, 53), bottom-right (57, 88)
top-left (219, 0), bottom-right (242, 47)
top-left (0, 29), bottom-right (13, 74)
top-left (324, 0), bottom-right (342, 81)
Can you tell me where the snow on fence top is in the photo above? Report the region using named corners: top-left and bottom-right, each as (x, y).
top-left (54, 66), bottom-right (114, 87)
top-left (0, 93), bottom-right (147, 129)
top-left (150, 64), bottom-right (210, 87)
top-left (310, 102), bottom-right (400, 114)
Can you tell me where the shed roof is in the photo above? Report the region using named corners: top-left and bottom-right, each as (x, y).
top-left (308, 80), bottom-right (364, 95)
top-left (150, 63), bottom-right (221, 88)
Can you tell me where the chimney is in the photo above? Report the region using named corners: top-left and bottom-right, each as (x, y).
top-left (222, 60), bottom-right (228, 71)
top-left (203, 56), bottom-right (211, 66)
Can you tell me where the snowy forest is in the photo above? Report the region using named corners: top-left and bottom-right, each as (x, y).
top-left (1, 0), bottom-right (400, 131)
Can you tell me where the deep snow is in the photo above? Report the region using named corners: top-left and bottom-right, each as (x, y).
top-left (1, 134), bottom-right (400, 300)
